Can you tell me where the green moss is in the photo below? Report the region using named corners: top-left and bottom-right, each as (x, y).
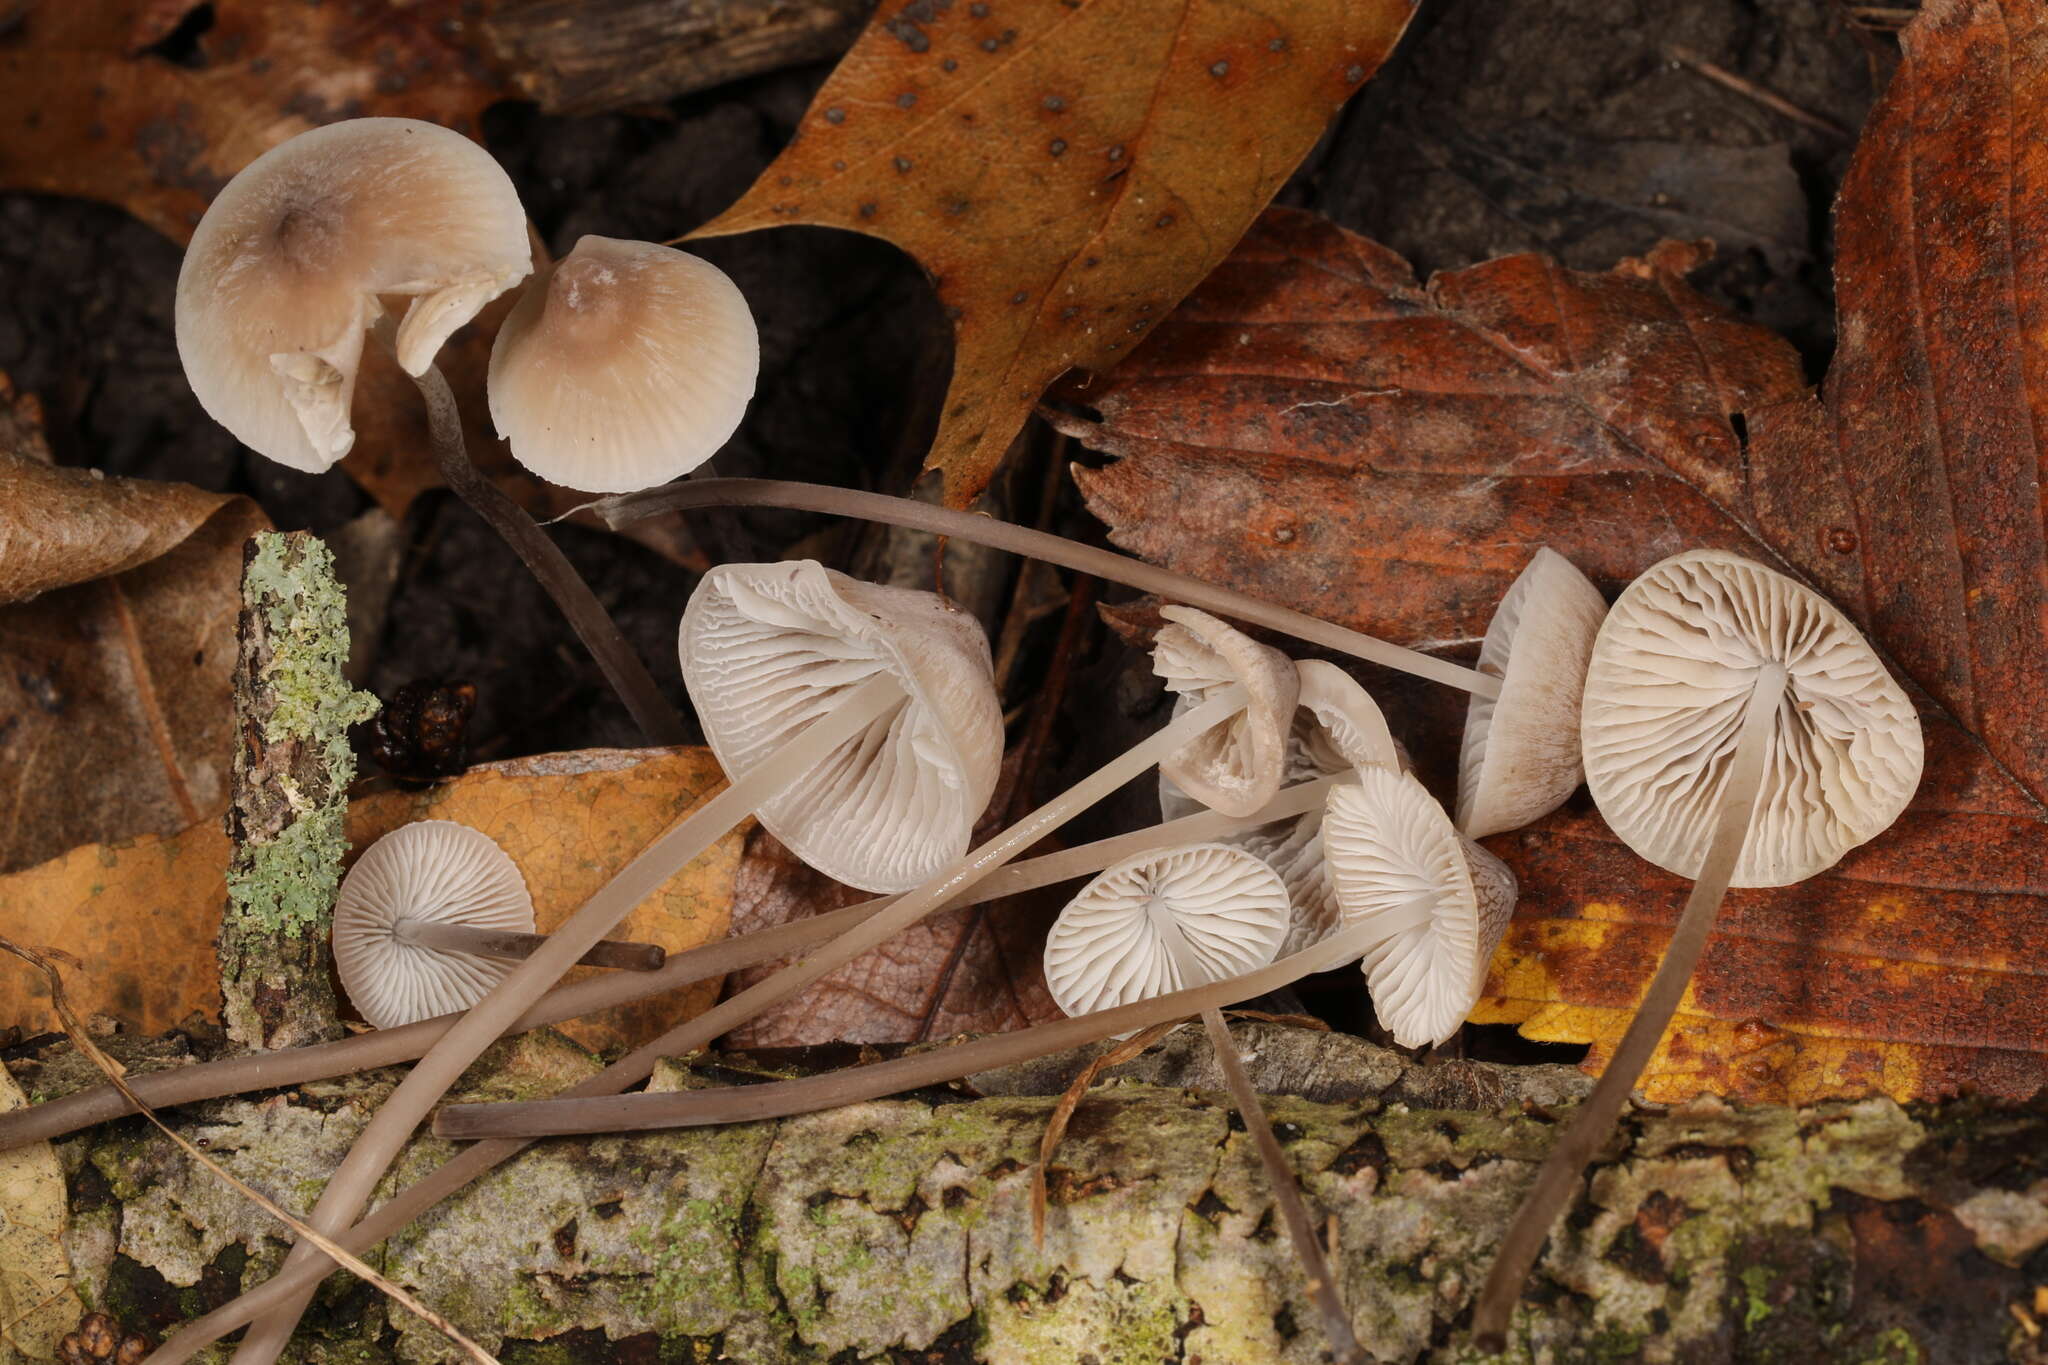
top-left (1741, 1265), bottom-right (1775, 1330)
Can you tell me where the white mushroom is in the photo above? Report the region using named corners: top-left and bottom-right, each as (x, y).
top-left (333, 822), bottom-right (534, 1029)
top-left (1581, 548), bottom-right (1923, 886)
top-left (1322, 767), bottom-right (1518, 1049)
top-left (682, 559), bottom-right (1004, 893)
top-left (1153, 606), bottom-right (1299, 817)
top-left (489, 235), bottom-right (760, 493)
top-left (176, 118), bottom-right (530, 472)
top-left (1042, 843), bottom-right (1291, 1017)
top-left (1456, 548), bottom-right (1608, 839)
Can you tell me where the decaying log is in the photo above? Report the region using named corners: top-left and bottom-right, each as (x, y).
top-left (215, 532), bottom-right (378, 1052)
top-left (485, 0), bottom-right (876, 115)
top-left (8, 1021), bottom-right (2046, 1363)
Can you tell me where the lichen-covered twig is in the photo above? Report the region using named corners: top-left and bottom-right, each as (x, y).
top-left (216, 532), bottom-right (379, 1051)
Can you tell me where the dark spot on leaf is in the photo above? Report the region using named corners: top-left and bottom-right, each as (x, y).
top-left (824, 107), bottom-right (846, 124)
top-left (1107, 144), bottom-right (1125, 161)
top-left (970, 1), bottom-right (989, 13)
top-left (1209, 60), bottom-right (1229, 77)
top-left (1269, 37), bottom-right (1287, 52)
top-left (1155, 213), bottom-right (1174, 228)
top-left (1011, 290), bottom-right (1029, 304)
top-left (885, 16), bottom-right (932, 52)
top-left (894, 156), bottom-right (913, 173)
top-left (942, 57), bottom-right (959, 71)
top-left (858, 201), bottom-right (878, 219)
top-left (897, 91), bottom-right (918, 109)
top-left (1049, 138), bottom-right (1067, 156)
top-left (1346, 63), bottom-right (1366, 83)
top-left (1043, 94), bottom-right (1066, 111)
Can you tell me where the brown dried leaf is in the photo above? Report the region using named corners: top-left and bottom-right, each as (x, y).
top-left (1052, 192), bottom-right (2048, 1103)
top-left (0, 747), bottom-right (741, 1042)
top-left (695, 0), bottom-right (1419, 506)
top-left (0, 1063), bottom-right (79, 1365)
top-left (0, 384), bottom-right (268, 873)
top-left (721, 825), bottom-right (1064, 1048)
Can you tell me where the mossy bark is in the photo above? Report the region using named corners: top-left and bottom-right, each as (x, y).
top-left (13, 1022), bottom-right (2048, 1364)
top-left (216, 532), bottom-right (378, 1052)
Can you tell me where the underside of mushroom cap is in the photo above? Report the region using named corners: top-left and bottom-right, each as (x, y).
top-left (1323, 769), bottom-right (1518, 1049)
top-left (332, 821), bottom-right (535, 1030)
top-left (1152, 606), bottom-right (1299, 818)
top-left (1043, 843), bottom-right (1291, 1018)
top-left (1581, 549), bottom-right (1923, 887)
top-left (1161, 659), bottom-right (1402, 955)
top-left (1457, 548), bottom-right (1609, 839)
top-left (681, 560), bottom-right (1002, 893)
top-left (488, 235), bottom-right (760, 493)
top-left (176, 118), bottom-right (531, 473)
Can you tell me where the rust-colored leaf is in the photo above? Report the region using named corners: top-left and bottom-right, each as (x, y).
top-left (0, 378), bottom-right (268, 874)
top-left (721, 825), bottom-right (1064, 1048)
top-left (695, 0), bottom-right (1417, 506)
top-left (0, 748), bottom-right (742, 1044)
top-left (1051, 89), bottom-right (2048, 1102)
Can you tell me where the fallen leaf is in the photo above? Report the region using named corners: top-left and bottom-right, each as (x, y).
top-left (722, 825), bottom-right (1064, 1048)
top-left (0, 1063), bottom-right (79, 1365)
top-left (695, 0), bottom-right (1418, 506)
top-left (0, 747), bottom-right (743, 1045)
top-left (1049, 196), bottom-right (2048, 1098)
top-left (0, 378), bottom-right (269, 874)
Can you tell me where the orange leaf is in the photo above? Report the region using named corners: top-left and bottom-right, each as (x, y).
top-left (695, 0), bottom-right (1418, 506)
top-left (0, 748), bottom-right (742, 1045)
top-left (1050, 193), bottom-right (2048, 1102)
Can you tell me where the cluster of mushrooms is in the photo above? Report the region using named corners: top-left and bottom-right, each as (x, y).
top-left (7, 116), bottom-right (1929, 1361)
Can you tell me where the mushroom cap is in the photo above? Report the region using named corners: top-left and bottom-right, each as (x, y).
top-left (1152, 606), bottom-right (1300, 818)
top-left (680, 560), bottom-right (1003, 893)
top-left (1456, 548), bottom-right (1609, 839)
top-left (1581, 549), bottom-right (1923, 887)
top-left (488, 235), bottom-right (759, 494)
top-left (332, 820), bottom-right (535, 1029)
top-left (176, 118), bottom-right (531, 473)
top-left (1161, 660), bottom-right (1403, 955)
top-left (1323, 768), bottom-right (1518, 1049)
top-left (1043, 843), bottom-right (1292, 1018)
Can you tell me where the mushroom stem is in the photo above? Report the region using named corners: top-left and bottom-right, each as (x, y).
top-left (214, 673), bottom-right (906, 1365)
top-left (6, 778), bottom-right (1344, 1154)
top-left (407, 361), bottom-right (688, 746)
top-left (157, 687), bottom-right (1251, 1365)
top-left (1469, 662), bottom-right (1789, 1351)
top-left (142, 913), bottom-right (1400, 1365)
top-left (391, 921), bottom-right (666, 972)
top-left (592, 479), bottom-right (1500, 699)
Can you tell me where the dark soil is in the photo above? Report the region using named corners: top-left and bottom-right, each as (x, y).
top-left (0, 0), bottom-right (1895, 1047)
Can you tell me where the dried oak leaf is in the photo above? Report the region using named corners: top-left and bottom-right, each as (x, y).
top-left (0, 381), bottom-right (268, 874)
top-left (1049, 192), bottom-right (2047, 1098)
top-left (694, 0), bottom-right (1418, 506)
top-left (0, 1063), bottom-right (80, 1365)
top-left (722, 824), bottom-right (1064, 1048)
top-left (0, 747), bottom-right (741, 1043)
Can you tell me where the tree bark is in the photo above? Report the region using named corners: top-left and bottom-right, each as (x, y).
top-left (10, 1022), bottom-right (2046, 1364)
top-left (215, 532), bottom-right (378, 1052)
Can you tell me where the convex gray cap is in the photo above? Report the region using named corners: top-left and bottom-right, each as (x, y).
top-left (680, 560), bottom-right (1003, 894)
top-left (333, 821), bottom-right (535, 1029)
top-left (1152, 607), bottom-right (1299, 818)
top-left (489, 235), bottom-right (760, 494)
top-left (1457, 548), bottom-right (1607, 839)
top-left (1581, 549), bottom-right (1923, 887)
top-left (1043, 843), bottom-right (1291, 1018)
top-left (176, 118), bottom-right (531, 472)
top-left (1324, 767), bottom-right (1518, 1049)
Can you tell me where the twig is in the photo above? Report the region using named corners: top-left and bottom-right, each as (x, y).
top-left (1031, 1020), bottom-right (1185, 1243)
top-left (1665, 45), bottom-right (1853, 140)
top-left (0, 937), bottom-right (500, 1365)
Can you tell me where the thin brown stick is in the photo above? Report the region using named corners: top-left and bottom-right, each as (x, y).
top-left (410, 365), bottom-right (687, 745)
top-left (1664, 45), bottom-right (1852, 140)
top-left (1031, 1019), bottom-right (1184, 1244)
top-left (1470, 664), bottom-right (1789, 1350)
top-left (0, 938), bottom-right (500, 1365)
top-left (590, 480), bottom-right (1500, 698)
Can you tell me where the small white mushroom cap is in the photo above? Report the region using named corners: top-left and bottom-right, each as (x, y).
top-left (1581, 549), bottom-right (1923, 887)
top-left (681, 560), bottom-right (1003, 894)
top-left (176, 118), bottom-right (531, 473)
top-left (1162, 660), bottom-right (1404, 955)
top-left (1152, 606), bottom-right (1299, 818)
top-left (1457, 548), bottom-right (1609, 839)
top-left (332, 821), bottom-right (535, 1029)
top-left (488, 235), bottom-right (759, 494)
top-left (1043, 843), bottom-right (1291, 1018)
top-left (1323, 768), bottom-right (1518, 1049)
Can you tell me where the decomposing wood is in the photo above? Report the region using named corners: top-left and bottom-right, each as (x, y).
top-left (214, 533), bottom-right (378, 1052)
top-left (484, 0), bottom-right (877, 115)
top-left (8, 1022), bottom-right (2044, 1363)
